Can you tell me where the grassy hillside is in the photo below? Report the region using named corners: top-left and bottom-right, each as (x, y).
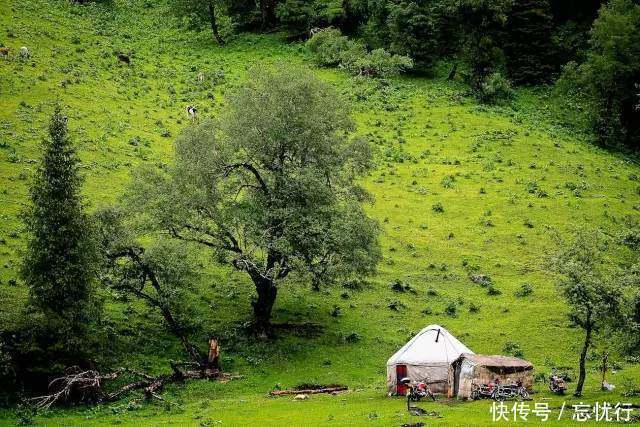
top-left (1, 0), bottom-right (639, 425)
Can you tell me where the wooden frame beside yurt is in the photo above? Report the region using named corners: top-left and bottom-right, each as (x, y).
top-left (449, 353), bottom-right (534, 399)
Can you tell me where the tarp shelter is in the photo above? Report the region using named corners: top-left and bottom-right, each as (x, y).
top-left (386, 325), bottom-right (473, 396)
top-left (450, 353), bottom-right (534, 399)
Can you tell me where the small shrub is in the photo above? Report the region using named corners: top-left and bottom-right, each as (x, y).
top-left (341, 48), bottom-right (413, 78)
top-left (344, 332), bottom-right (361, 343)
top-left (503, 341), bottom-right (524, 358)
top-left (515, 283), bottom-right (534, 297)
top-left (306, 28), bottom-right (351, 66)
top-left (468, 302), bottom-right (480, 313)
top-left (390, 279), bottom-right (416, 294)
top-left (441, 175), bottom-right (456, 189)
top-left (476, 72), bottom-right (514, 104)
top-left (387, 300), bottom-right (405, 311)
top-left (469, 273), bottom-right (492, 287)
top-left (621, 378), bottom-right (640, 397)
top-left (444, 302), bottom-right (457, 317)
top-left (432, 202), bottom-right (444, 213)
top-left (487, 285), bottom-right (502, 296)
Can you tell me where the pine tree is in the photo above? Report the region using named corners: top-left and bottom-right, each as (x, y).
top-left (504, 0), bottom-right (556, 85)
top-left (21, 108), bottom-right (98, 350)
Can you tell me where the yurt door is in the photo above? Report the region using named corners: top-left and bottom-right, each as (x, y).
top-left (396, 365), bottom-right (408, 395)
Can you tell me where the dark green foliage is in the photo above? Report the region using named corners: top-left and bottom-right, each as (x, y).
top-left (306, 27), bottom-right (354, 66)
top-left (444, 301), bottom-right (457, 317)
top-left (169, 0), bottom-right (226, 43)
top-left (306, 28), bottom-right (413, 77)
top-left (225, 0), bottom-right (261, 30)
top-left (503, 341), bottom-right (524, 358)
top-left (451, 0), bottom-right (513, 89)
top-left (20, 108), bottom-right (99, 365)
top-left (94, 206), bottom-right (202, 362)
top-left (386, 1), bottom-right (439, 70)
top-left (276, 0), bottom-right (344, 37)
top-left (515, 282), bottom-right (534, 297)
top-left (558, 0), bottom-right (640, 149)
top-left (503, 0), bottom-right (556, 84)
top-left (0, 341), bottom-right (15, 405)
top-left (476, 72), bottom-right (514, 104)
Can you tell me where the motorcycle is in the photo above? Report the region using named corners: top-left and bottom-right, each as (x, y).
top-left (549, 374), bottom-right (567, 394)
top-left (492, 380), bottom-right (530, 401)
top-left (471, 379), bottom-right (529, 401)
top-left (400, 377), bottom-right (436, 403)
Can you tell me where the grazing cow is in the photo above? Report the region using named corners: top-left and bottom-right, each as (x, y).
top-left (186, 105), bottom-right (197, 121)
top-left (197, 72), bottom-right (205, 83)
top-left (0, 47), bottom-right (9, 58)
top-left (116, 53), bottom-right (130, 64)
top-left (19, 46), bottom-right (29, 59)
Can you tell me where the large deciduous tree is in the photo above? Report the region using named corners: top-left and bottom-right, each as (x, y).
top-left (20, 107), bottom-right (99, 368)
top-left (550, 229), bottom-right (623, 396)
top-left (126, 65), bottom-right (381, 336)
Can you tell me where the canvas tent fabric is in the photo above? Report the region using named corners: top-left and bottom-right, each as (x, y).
top-left (450, 353), bottom-right (534, 399)
top-left (386, 325), bottom-right (473, 395)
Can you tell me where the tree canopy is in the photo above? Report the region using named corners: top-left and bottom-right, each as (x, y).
top-left (126, 65), bottom-right (381, 334)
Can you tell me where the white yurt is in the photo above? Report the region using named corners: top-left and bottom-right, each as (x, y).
top-left (386, 324), bottom-right (473, 396)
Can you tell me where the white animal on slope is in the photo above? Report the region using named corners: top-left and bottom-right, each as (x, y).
top-left (186, 105), bottom-right (197, 121)
top-left (19, 46), bottom-right (29, 59)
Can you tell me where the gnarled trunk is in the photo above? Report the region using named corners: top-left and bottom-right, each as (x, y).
top-left (251, 277), bottom-right (277, 337)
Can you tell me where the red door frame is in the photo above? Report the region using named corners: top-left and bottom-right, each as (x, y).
top-left (396, 364), bottom-right (408, 395)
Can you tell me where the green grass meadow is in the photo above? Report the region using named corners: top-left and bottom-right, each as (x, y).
top-left (1, 0), bottom-right (639, 425)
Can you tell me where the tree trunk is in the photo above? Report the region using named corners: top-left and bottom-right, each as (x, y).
top-left (160, 306), bottom-right (202, 363)
top-left (251, 278), bottom-right (277, 337)
top-left (207, 1), bottom-right (225, 45)
top-left (575, 318), bottom-right (592, 397)
top-left (601, 351), bottom-right (608, 390)
top-left (259, 0), bottom-right (276, 29)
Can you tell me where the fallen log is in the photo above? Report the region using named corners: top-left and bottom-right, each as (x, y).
top-left (269, 386), bottom-right (348, 396)
top-left (29, 366), bottom-right (236, 409)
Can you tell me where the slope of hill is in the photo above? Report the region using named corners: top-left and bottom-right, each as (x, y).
top-left (1, 0), bottom-right (639, 425)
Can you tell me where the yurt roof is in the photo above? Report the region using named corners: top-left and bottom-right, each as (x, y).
top-left (454, 353), bottom-right (533, 371)
top-left (387, 324), bottom-right (474, 366)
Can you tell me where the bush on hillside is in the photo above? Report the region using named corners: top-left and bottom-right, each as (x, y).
top-left (341, 47), bottom-right (413, 78)
top-left (307, 28), bottom-right (413, 78)
top-left (476, 72), bottom-right (514, 104)
top-left (306, 28), bottom-right (354, 66)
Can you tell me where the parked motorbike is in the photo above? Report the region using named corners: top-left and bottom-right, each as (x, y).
top-left (400, 377), bottom-right (436, 403)
top-left (492, 380), bottom-right (530, 401)
top-left (471, 379), bottom-right (529, 401)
